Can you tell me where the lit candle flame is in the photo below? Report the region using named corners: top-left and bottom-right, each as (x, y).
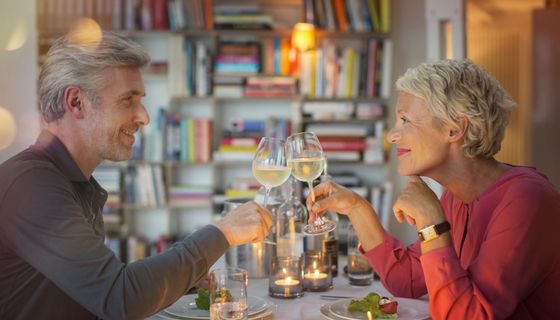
top-left (285, 276), bottom-right (292, 284)
top-left (314, 269), bottom-right (320, 277)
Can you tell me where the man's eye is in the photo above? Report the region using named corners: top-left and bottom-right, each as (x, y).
top-left (400, 116), bottom-right (408, 124)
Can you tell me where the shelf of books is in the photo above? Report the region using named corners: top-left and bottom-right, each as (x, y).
top-left (38, 0), bottom-right (394, 262)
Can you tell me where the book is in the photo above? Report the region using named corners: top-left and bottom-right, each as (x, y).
top-left (220, 137), bottom-right (260, 147)
top-left (319, 137), bottom-right (366, 151)
top-left (380, 40), bottom-right (393, 99)
top-left (324, 150), bottom-right (361, 161)
top-left (333, 0), bottom-right (349, 31)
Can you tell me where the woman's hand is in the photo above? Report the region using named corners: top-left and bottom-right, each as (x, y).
top-left (393, 176), bottom-right (445, 229)
top-left (307, 180), bottom-right (387, 251)
top-left (306, 181), bottom-right (372, 224)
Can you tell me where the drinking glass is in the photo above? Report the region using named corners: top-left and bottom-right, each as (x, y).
top-left (286, 132), bottom-right (336, 235)
top-left (347, 223), bottom-right (374, 286)
top-left (252, 137), bottom-right (291, 245)
top-left (209, 267), bottom-right (249, 320)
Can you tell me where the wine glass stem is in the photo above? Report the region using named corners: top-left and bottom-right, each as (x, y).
top-left (262, 187), bottom-right (277, 245)
top-left (307, 181), bottom-right (315, 202)
top-left (263, 187), bottom-right (270, 208)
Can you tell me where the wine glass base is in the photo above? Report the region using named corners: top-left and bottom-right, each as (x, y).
top-left (303, 220), bottom-right (337, 236)
top-left (262, 240), bottom-right (277, 246)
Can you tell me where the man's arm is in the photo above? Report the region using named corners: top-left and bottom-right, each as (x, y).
top-left (2, 166), bottom-right (228, 319)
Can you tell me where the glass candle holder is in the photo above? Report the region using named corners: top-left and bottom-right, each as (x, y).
top-left (302, 250), bottom-right (332, 291)
top-left (347, 223), bottom-right (374, 286)
top-left (268, 256), bottom-right (304, 299)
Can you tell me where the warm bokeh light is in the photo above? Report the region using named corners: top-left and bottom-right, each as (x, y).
top-left (291, 22), bottom-right (316, 52)
top-left (4, 20), bottom-right (27, 51)
top-left (0, 106), bottom-right (17, 150)
top-left (68, 18), bottom-right (102, 47)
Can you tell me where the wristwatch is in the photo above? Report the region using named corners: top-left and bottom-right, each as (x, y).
top-left (417, 221), bottom-right (451, 242)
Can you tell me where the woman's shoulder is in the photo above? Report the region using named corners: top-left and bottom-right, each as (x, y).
top-left (480, 166), bottom-right (560, 218)
top-left (494, 166), bottom-right (558, 196)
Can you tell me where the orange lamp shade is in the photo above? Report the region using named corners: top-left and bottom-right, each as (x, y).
top-left (291, 22), bottom-right (316, 51)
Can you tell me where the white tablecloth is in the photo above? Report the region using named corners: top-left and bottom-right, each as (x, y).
top-left (151, 276), bottom-right (430, 319)
top-left (248, 276), bottom-right (429, 319)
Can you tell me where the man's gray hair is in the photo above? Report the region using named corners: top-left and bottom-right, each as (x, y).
top-left (38, 32), bottom-right (150, 122)
top-left (396, 59), bottom-right (516, 158)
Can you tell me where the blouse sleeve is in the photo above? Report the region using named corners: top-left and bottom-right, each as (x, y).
top-left (362, 232), bottom-right (428, 298)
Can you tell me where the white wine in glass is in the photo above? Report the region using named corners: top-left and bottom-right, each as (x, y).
top-left (286, 132), bottom-right (336, 235)
top-left (252, 164), bottom-right (291, 191)
top-left (252, 137), bottom-right (290, 245)
top-left (288, 157), bottom-right (326, 184)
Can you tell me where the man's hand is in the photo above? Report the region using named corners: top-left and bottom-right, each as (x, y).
top-left (213, 201), bottom-right (273, 246)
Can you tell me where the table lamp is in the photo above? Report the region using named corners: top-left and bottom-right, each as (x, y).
top-left (290, 22), bottom-right (316, 76)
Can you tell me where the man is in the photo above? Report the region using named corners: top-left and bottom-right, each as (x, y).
top-left (0, 32), bottom-right (272, 319)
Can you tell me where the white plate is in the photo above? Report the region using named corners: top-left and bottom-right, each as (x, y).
top-left (163, 295), bottom-right (273, 320)
top-left (327, 298), bottom-right (430, 320)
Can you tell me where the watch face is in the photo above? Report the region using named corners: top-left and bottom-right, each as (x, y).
top-left (419, 221), bottom-right (451, 242)
top-left (422, 226), bottom-right (437, 241)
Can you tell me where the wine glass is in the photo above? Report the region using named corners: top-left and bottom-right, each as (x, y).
top-left (252, 137), bottom-right (291, 245)
top-left (286, 132), bottom-right (336, 235)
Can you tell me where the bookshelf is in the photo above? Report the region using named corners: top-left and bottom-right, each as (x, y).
top-left (37, 0), bottom-right (395, 262)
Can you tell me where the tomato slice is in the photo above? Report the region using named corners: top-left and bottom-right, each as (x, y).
top-left (380, 300), bottom-right (398, 314)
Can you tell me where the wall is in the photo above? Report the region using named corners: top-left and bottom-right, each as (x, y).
top-left (0, 0), bottom-right (40, 163)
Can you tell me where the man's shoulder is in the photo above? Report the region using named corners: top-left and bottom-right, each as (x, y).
top-left (0, 149), bottom-right (64, 199)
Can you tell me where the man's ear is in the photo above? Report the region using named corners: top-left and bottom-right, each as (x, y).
top-left (63, 86), bottom-right (86, 119)
top-left (448, 116), bottom-right (468, 142)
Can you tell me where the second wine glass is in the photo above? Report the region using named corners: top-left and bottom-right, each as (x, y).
top-left (252, 137), bottom-right (291, 245)
top-left (286, 132), bottom-right (336, 235)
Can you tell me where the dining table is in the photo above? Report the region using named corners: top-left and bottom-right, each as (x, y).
top-left (150, 257), bottom-right (431, 320)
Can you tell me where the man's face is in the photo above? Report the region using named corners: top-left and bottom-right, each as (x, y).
top-left (83, 67), bottom-right (149, 162)
top-left (387, 92), bottom-right (451, 177)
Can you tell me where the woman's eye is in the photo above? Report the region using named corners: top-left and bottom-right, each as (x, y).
top-left (400, 116), bottom-right (408, 124)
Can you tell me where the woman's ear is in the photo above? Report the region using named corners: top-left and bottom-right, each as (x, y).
top-left (448, 116), bottom-right (468, 142)
top-left (63, 86), bottom-right (86, 119)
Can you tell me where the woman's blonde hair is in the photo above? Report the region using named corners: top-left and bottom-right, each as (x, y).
top-left (396, 59), bottom-right (516, 158)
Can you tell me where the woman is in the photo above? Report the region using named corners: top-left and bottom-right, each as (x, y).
top-left (308, 59), bottom-right (560, 319)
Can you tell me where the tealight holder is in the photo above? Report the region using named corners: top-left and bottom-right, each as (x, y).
top-left (268, 255), bottom-right (304, 299)
top-left (302, 250), bottom-right (332, 291)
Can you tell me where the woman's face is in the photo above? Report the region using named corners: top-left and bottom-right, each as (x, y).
top-left (387, 92), bottom-right (452, 177)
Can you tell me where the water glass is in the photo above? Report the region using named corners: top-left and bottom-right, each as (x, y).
top-left (209, 268), bottom-right (249, 320)
top-left (347, 223), bottom-right (374, 286)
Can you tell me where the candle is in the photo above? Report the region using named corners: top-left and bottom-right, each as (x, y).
top-left (274, 276), bottom-right (300, 286)
top-left (268, 256), bottom-right (304, 299)
top-left (274, 276), bottom-right (301, 296)
top-left (304, 269), bottom-right (328, 280)
top-left (367, 311), bottom-right (373, 320)
top-left (302, 268), bottom-right (331, 291)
